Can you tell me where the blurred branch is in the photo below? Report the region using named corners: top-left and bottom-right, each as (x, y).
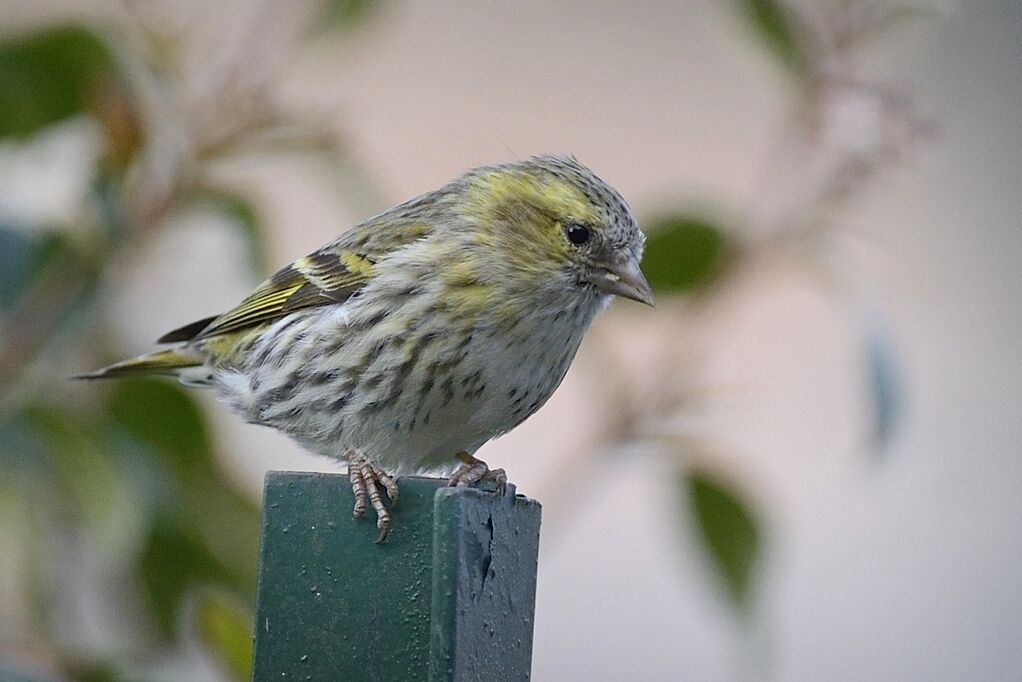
top-left (0, 0), bottom-right (386, 397)
top-left (678, 0), bottom-right (929, 386)
top-left (737, 0), bottom-right (815, 78)
top-left (539, 0), bottom-right (935, 619)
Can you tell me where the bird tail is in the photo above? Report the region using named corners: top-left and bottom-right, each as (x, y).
top-left (73, 348), bottom-right (205, 381)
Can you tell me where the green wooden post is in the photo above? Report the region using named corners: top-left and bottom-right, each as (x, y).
top-left (252, 472), bottom-right (542, 681)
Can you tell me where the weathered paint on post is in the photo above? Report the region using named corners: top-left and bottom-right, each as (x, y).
top-left (429, 486), bottom-right (542, 681)
top-left (252, 471), bottom-right (541, 682)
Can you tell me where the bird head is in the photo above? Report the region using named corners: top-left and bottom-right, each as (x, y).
top-left (457, 155), bottom-right (654, 311)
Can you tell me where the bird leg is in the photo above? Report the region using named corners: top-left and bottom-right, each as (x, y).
top-left (448, 451), bottom-right (508, 496)
top-left (348, 453), bottom-right (399, 543)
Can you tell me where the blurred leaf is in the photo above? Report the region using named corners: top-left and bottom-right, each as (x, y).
top-left (0, 227), bottom-right (69, 309)
top-left (12, 405), bottom-right (131, 541)
top-left (60, 659), bottom-right (123, 682)
top-left (737, 0), bottom-right (810, 76)
top-left (106, 378), bottom-right (214, 475)
top-left (0, 25), bottom-right (117, 139)
top-left (863, 315), bottom-right (902, 454)
top-left (194, 590), bottom-right (254, 681)
top-left (642, 214), bottom-right (730, 294)
top-left (193, 189), bottom-right (269, 276)
top-left (189, 481), bottom-right (261, 593)
top-left (685, 470), bottom-right (761, 612)
top-left (105, 378), bottom-right (260, 598)
top-left (137, 516), bottom-right (239, 638)
top-left (320, 0), bottom-right (381, 32)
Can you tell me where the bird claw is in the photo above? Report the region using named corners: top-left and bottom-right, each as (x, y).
top-left (448, 453), bottom-right (508, 496)
top-left (349, 454), bottom-right (399, 543)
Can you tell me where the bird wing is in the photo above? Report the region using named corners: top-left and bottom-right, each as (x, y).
top-left (157, 212), bottom-right (434, 344)
top-left (190, 249), bottom-right (376, 340)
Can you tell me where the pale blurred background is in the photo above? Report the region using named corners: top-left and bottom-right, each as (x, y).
top-left (1, 1), bottom-right (1020, 680)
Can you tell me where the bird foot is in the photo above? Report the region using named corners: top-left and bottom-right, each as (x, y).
top-left (348, 454), bottom-right (399, 543)
top-left (448, 452), bottom-right (508, 496)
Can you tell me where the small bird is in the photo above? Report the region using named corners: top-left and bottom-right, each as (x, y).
top-left (79, 155), bottom-right (653, 541)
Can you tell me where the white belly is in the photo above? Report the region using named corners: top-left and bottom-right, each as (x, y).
top-left (214, 303), bottom-right (586, 476)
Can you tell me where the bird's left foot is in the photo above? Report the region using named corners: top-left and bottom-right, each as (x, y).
top-left (448, 452), bottom-right (508, 496)
top-left (348, 454), bottom-right (399, 543)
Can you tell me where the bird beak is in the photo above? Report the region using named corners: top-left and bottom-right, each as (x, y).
top-left (589, 258), bottom-right (656, 307)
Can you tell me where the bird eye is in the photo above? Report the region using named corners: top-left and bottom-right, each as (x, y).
top-left (565, 223), bottom-right (591, 246)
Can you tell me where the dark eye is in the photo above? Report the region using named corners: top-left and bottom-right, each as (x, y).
top-left (565, 223), bottom-right (591, 246)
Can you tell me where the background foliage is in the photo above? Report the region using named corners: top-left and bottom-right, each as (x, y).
top-left (0, 1), bottom-right (930, 679)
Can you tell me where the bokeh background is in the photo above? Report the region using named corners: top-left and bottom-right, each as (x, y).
top-left (1, 1), bottom-right (1019, 680)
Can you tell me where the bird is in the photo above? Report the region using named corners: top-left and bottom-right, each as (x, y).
top-left (77, 155), bottom-right (654, 541)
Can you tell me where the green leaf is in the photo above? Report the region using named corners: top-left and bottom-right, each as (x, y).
top-left (194, 590), bottom-right (254, 681)
top-left (19, 405), bottom-right (131, 534)
top-left (685, 470), bottom-right (761, 612)
top-left (737, 0), bottom-right (810, 76)
top-left (320, 0), bottom-right (381, 32)
top-left (0, 25), bottom-right (117, 139)
top-left (641, 214), bottom-right (730, 294)
top-left (106, 378), bottom-right (215, 475)
top-left (0, 402), bottom-right (144, 555)
top-left (136, 516), bottom-right (239, 638)
top-left (178, 472), bottom-right (260, 601)
top-left (57, 658), bottom-right (124, 682)
top-left (104, 378), bottom-right (261, 598)
top-left (193, 189), bottom-right (269, 276)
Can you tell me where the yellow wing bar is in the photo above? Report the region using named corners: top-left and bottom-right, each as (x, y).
top-left (192, 250), bottom-right (374, 339)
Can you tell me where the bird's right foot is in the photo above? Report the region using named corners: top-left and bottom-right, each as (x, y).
top-left (348, 454), bottom-right (399, 543)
